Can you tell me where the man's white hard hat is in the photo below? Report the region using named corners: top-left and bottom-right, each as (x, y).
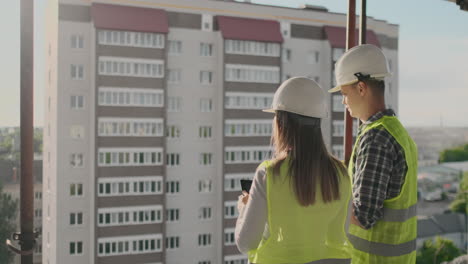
top-left (328, 44), bottom-right (391, 93)
top-left (263, 77), bottom-right (328, 118)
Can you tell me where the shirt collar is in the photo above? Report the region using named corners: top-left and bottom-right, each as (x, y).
top-left (358, 109), bottom-right (396, 133)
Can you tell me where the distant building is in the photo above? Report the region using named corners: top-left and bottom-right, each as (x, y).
top-left (1, 159), bottom-right (43, 264)
top-left (417, 213), bottom-right (467, 250)
top-left (43, 0), bottom-right (399, 263)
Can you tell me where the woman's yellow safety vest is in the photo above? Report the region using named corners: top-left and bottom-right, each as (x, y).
top-left (347, 116), bottom-right (418, 264)
top-left (248, 159), bottom-right (352, 264)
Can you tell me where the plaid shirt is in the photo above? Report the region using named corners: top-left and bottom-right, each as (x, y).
top-left (351, 109), bottom-right (407, 229)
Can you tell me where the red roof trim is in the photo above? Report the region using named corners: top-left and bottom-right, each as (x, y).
top-left (217, 16), bottom-right (283, 43)
top-left (324, 25), bottom-right (380, 49)
top-left (91, 3), bottom-right (169, 33)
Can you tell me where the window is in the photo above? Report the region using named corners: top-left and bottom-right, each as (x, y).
top-left (166, 153), bottom-right (180, 167)
top-left (98, 118), bottom-right (164, 137)
top-left (166, 236), bottom-right (180, 250)
top-left (332, 120), bottom-right (358, 137)
top-left (224, 255), bottom-right (248, 264)
top-left (202, 14), bottom-right (213, 31)
top-left (199, 126), bottom-right (212, 139)
top-left (35, 209), bottom-right (42, 218)
top-left (307, 51), bottom-right (320, 64)
top-left (98, 234), bottom-right (162, 256)
top-left (199, 207), bottom-right (212, 220)
top-left (332, 48), bottom-right (345, 62)
top-left (70, 153), bottom-right (83, 168)
top-left (282, 48), bottom-right (291, 62)
top-left (71, 95), bottom-right (84, 109)
top-left (98, 30), bottom-right (164, 48)
top-left (70, 183), bottom-right (83, 197)
top-left (199, 261), bottom-right (211, 264)
top-left (98, 87), bottom-right (164, 108)
top-left (166, 208), bottom-right (180, 222)
top-left (70, 64), bottom-right (84, 80)
top-left (200, 98), bottom-right (213, 112)
top-left (225, 40), bottom-right (280, 57)
top-left (225, 92), bottom-right (274, 110)
top-left (332, 145), bottom-right (344, 160)
top-left (98, 205), bottom-right (163, 226)
top-left (332, 120), bottom-right (344, 137)
top-left (198, 234), bottom-right (212, 247)
top-left (167, 97), bottom-right (182, 112)
top-left (281, 22), bottom-right (290, 38)
top-left (200, 43), bottom-right (213, 56)
top-left (168, 69), bottom-right (181, 84)
top-left (35, 191), bottom-right (42, 200)
top-left (225, 64), bottom-right (280, 83)
top-left (200, 71), bottom-right (213, 84)
top-left (224, 201), bottom-right (238, 219)
top-left (166, 125), bottom-right (181, 139)
top-left (168, 40), bottom-right (182, 55)
top-left (225, 120), bottom-right (272, 137)
top-left (70, 212), bottom-right (83, 226)
top-left (98, 57), bottom-right (164, 78)
top-left (198, 179), bottom-right (212, 193)
top-left (98, 176), bottom-right (163, 197)
top-left (199, 153), bottom-right (213, 166)
top-left (70, 125), bottom-right (84, 139)
top-left (224, 174), bottom-right (251, 192)
top-left (224, 228), bottom-right (235, 245)
top-left (224, 146), bottom-right (271, 164)
top-left (166, 181), bottom-right (180, 194)
top-left (71, 34), bottom-right (84, 49)
top-left (69, 241), bottom-right (83, 255)
top-left (332, 95), bottom-right (345, 112)
top-left (98, 148), bottom-right (163, 167)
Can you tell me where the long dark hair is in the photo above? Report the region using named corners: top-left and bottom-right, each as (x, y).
top-left (271, 110), bottom-right (347, 206)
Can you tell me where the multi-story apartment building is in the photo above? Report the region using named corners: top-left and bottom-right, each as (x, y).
top-left (43, 1), bottom-right (398, 264)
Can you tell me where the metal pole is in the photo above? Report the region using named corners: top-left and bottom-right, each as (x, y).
top-left (344, 0), bottom-right (356, 166)
top-left (20, 0), bottom-right (34, 262)
top-left (359, 0), bottom-right (367, 45)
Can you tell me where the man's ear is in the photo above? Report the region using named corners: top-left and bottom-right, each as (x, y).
top-left (357, 81), bottom-right (367, 96)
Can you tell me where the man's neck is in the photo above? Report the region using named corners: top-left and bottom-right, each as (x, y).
top-left (360, 103), bottom-right (386, 123)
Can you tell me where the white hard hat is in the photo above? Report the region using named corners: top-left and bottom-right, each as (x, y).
top-left (328, 44), bottom-right (391, 93)
top-left (263, 77), bottom-right (328, 118)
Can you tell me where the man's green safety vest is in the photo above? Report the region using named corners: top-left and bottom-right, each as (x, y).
top-left (348, 116), bottom-right (418, 264)
top-left (248, 158), bottom-right (352, 264)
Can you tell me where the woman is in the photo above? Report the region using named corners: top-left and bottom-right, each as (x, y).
top-left (235, 77), bottom-right (352, 264)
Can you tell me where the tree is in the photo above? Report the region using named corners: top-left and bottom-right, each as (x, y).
top-left (440, 144), bottom-right (468, 163)
top-left (417, 237), bottom-right (463, 264)
top-left (0, 181), bottom-right (18, 264)
top-left (450, 172), bottom-right (468, 214)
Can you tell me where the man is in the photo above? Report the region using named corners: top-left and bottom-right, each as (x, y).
top-left (329, 44), bottom-right (418, 264)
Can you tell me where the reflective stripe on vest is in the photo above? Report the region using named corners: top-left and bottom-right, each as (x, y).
top-left (347, 233), bottom-right (416, 257)
top-left (305, 258), bottom-right (351, 264)
top-left (382, 203), bottom-right (417, 222)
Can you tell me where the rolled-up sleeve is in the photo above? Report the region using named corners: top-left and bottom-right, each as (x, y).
top-left (353, 132), bottom-right (394, 229)
top-left (235, 165), bottom-right (268, 254)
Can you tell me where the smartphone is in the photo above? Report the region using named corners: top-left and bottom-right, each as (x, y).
top-left (240, 179), bottom-right (253, 194)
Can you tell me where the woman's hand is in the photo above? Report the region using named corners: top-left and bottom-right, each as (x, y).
top-left (237, 191), bottom-right (249, 213)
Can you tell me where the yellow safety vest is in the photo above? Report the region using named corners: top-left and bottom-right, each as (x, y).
top-left (348, 116), bottom-right (418, 264)
top-left (248, 158), bottom-right (352, 264)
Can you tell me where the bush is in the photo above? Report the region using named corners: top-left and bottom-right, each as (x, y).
top-left (417, 237), bottom-right (462, 264)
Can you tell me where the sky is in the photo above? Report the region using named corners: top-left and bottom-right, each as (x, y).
top-left (0, 0), bottom-right (467, 128)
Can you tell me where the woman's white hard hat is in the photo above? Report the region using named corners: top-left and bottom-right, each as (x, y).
top-left (263, 77), bottom-right (328, 118)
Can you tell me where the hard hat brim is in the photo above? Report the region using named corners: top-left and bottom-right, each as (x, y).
top-left (262, 109), bottom-right (275, 113)
top-left (328, 85), bottom-right (342, 93)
